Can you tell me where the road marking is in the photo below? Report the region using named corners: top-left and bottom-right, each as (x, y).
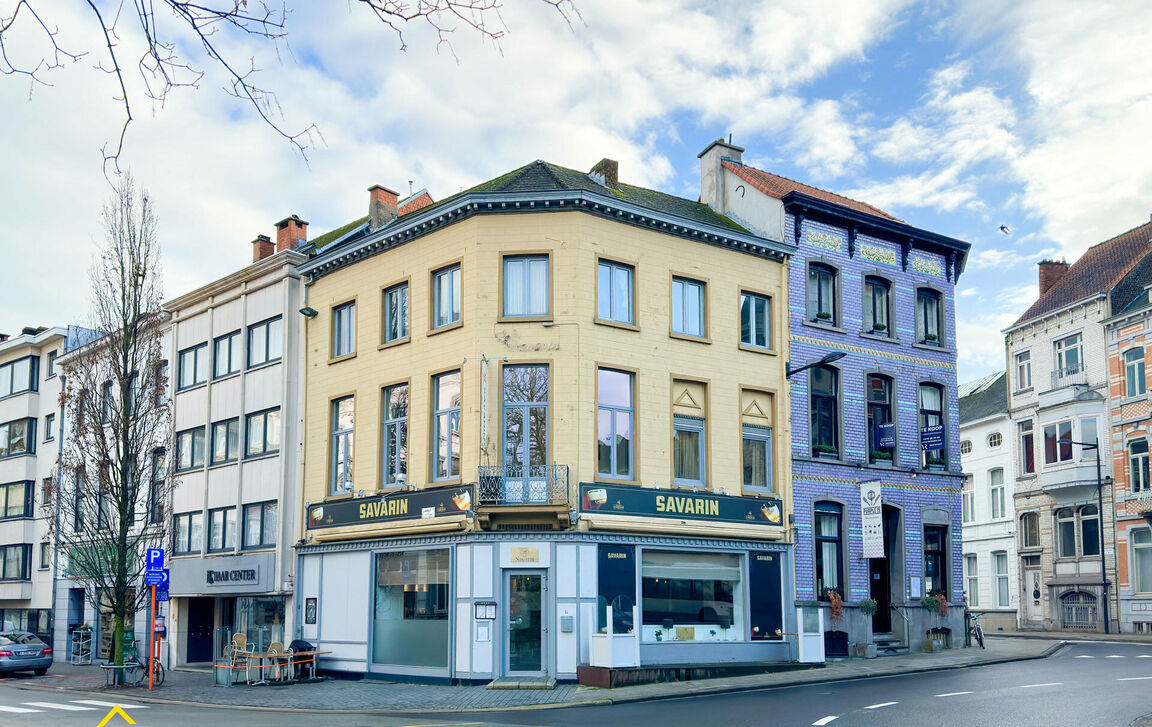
top-left (21, 701), bottom-right (97, 710)
top-left (72, 700), bottom-right (150, 709)
top-left (1106, 655), bottom-right (1125, 658)
top-left (0, 705), bottom-right (43, 713)
top-left (865, 702), bottom-right (898, 709)
top-left (1139, 655), bottom-right (1152, 658)
top-left (1118, 677), bottom-right (1152, 681)
top-left (812, 717), bottom-right (838, 726)
top-left (1018, 683), bottom-right (1063, 689)
top-left (936, 691), bottom-right (973, 697)
top-left (1075, 655), bottom-right (1094, 658)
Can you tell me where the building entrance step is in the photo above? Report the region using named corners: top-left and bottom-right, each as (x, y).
top-left (486, 677), bottom-right (557, 690)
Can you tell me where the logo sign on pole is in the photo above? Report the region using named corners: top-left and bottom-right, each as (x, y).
top-left (145, 548), bottom-right (165, 572)
top-left (877, 422), bottom-right (896, 449)
top-left (919, 425), bottom-right (945, 451)
top-left (861, 481), bottom-right (884, 558)
top-left (144, 567), bottom-right (169, 586)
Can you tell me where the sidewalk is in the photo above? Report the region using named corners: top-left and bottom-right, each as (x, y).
top-left (3, 637), bottom-right (1060, 714)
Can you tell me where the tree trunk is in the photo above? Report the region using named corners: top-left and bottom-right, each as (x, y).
top-left (113, 612), bottom-right (125, 684)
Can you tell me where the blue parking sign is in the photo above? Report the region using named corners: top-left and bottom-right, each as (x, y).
top-left (146, 548), bottom-right (164, 572)
top-left (144, 568), bottom-right (168, 586)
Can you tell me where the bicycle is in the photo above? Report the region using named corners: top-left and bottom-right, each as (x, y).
top-left (968, 611), bottom-right (986, 649)
top-left (125, 639), bottom-right (165, 687)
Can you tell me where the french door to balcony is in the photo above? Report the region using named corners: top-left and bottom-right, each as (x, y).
top-left (502, 365), bottom-right (549, 504)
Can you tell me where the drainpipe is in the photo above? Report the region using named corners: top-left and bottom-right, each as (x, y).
top-left (50, 372), bottom-right (66, 657)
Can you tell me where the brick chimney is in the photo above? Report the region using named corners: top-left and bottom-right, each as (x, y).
top-left (368, 185), bottom-right (399, 231)
top-left (1038, 259), bottom-right (1070, 295)
top-left (275, 215), bottom-right (308, 252)
top-left (589, 158), bottom-right (619, 189)
top-left (252, 234), bottom-right (274, 262)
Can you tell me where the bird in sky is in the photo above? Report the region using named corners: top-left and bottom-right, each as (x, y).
top-left (999, 224), bottom-right (1012, 235)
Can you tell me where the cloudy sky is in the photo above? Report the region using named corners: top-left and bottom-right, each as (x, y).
top-left (2, 0), bottom-right (1150, 382)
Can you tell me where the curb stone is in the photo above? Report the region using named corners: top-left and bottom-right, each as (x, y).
top-left (0, 643), bottom-right (1064, 716)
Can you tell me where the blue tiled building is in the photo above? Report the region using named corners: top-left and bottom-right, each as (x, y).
top-left (700, 140), bottom-right (971, 654)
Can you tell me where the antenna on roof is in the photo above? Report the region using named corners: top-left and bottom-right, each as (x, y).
top-left (728, 133), bottom-right (732, 144)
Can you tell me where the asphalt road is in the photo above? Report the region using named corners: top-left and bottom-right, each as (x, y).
top-left (1, 641), bottom-right (1150, 727)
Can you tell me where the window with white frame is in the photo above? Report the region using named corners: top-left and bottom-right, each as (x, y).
top-left (1016, 350), bottom-right (1032, 389)
top-left (332, 301), bottom-right (356, 358)
top-left (994, 551), bottom-right (1009, 607)
top-left (807, 263), bottom-right (838, 324)
top-left (916, 289), bottom-right (943, 345)
top-left (1019, 420), bottom-right (1035, 474)
top-left (672, 415), bottom-right (706, 486)
top-left (597, 260), bottom-right (634, 325)
top-left (671, 277), bottom-right (706, 338)
top-left (863, 276), bottom-right (891, 336)
top-left (1080, 416), bottom-right (1098, 456)
top-left (432, 264), bottom-right (461, 329)
top-left (1131, 439), bottom-right (1150, 493)
top-left (960, 440), bottom-right (972, 455)
top-left (919, 383), bottom-right (946, 468)
top-left (1054, 333), bottom-right (1082, 376)
top-left (245, 408), bottom-right (281, 458)
top-left (962, 476), bottom-right (974, 524)
top-left (742, 425), bottom-right (773, 491)
top-left (990, 468), bottom-right (1006, 519)
top-left (177, 342), bottom-right (209, 390)
top-left (381, 383), bottom-right (408, 486)
top-left (1056, 506), bottom-right (1100, 558)
top-left (246, 316), bottom-right (283, 368)
top-left (965, 553), bottom-right (979, 607)
top-left (213, 330), bottom-right (242, 378)
top-left (502, 255), bottom-right (549, 318)
top-left (740, 292), bottom-right (771, 349)
top-left (1126, 348), bottom-right (1146, 397)
top-left (1080, 504), bottom-right (1100, 556)
top-left (597, 368), bottom-right (634, 480)
top-left (1043, 420), bottom-right (1073, 464)
top-left (1133, 530), bottom-right (1152, 594)
top-left (382, 283), bottom-right (409, 343)
top-left (330, 396), bottom-right (354, 494)
top-left (987, 432), bottom-right (1002, 448)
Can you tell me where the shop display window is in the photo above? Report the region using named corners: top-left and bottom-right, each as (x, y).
top-left (372, 549), bottom-right (450, 668)
top-left (236, 596), bottom-right (286, 648)
top-left (641, 550), bottom-right (741, 642)
top-left (597, 545), bottom-right (635, 633)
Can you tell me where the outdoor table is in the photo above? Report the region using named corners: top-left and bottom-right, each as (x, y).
top-left (283, 650), bottom-right (331, 681)
top-left (245, 650), bottom-right (331, 685)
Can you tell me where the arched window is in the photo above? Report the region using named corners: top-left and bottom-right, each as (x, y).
top-left (1080, 504), bottom-right (1100, 557)
top-left (814, 502), bottom-right (843, 599)
top-left (916, 289), bottom-right (943, 345)
top-left (1056, 507), bottom-right (1076, 557)
top-left (807, 263), bottom-right (839, 325)
top-left (919, 383), bottom-right (946, 468)
top-left (1020, 512), bottom-right (1040, 548)
top-left (810, 366), bottom-right (839, 457)
top-left (863, 276), bottom-right (891, 336)
top-left (866, 374), bottom-right (894, 463)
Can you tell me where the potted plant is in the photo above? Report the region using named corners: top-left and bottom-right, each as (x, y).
top-left (870, 323), bottom-right (887, 333)
top-left (920, 595), bottom-right (942, 652)
top-left (924, 454), bottom-right (946, 469)
top-left (813, 444), bottom-right (839, 459)
top-left (859, 598), bottom-right (878, 617)
top-left (854, 598), bottom-right (880, 658)
top-left (870, 450), bottom-right (892, 463)
top-left (816, 311), bottom-right (833, 322)
top-left (923, 333), bottom-right (939, 344)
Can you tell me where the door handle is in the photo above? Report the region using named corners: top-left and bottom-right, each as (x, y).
top-left (509, 618), bottom-right (522, 627)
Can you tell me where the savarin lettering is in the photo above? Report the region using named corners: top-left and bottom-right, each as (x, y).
top-left (359, 498), bottom-right (408, 520)
top-left (655, 494), bottom-right (720, 517)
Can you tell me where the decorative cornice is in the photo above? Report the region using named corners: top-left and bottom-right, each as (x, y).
top-left (790, 334), bottom-right (957, 370)
top-left (300, 189), bottom-right (794, 282)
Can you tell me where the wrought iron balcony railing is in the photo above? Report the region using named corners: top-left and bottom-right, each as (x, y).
top-left (477, 464), bottom-right (569, 506)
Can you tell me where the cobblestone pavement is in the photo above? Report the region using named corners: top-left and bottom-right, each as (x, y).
top-left (0, 637), bottom-right (1059, 714)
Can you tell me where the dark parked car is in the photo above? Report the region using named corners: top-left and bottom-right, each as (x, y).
top-left (0, 631), bottom-right (52, 676)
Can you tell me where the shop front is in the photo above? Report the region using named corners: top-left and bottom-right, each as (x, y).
top-left (296, 485), bottom-right (793, 682)
top-left (169, 552), bottom-right (287, 664)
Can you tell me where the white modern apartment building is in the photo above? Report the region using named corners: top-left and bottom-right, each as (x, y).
top-left (0, 326), bottom-right (66, 650)
top-left (959, 372), bottom-right (1018, 632)
top-left (162, 223), bottom-right (307, 665)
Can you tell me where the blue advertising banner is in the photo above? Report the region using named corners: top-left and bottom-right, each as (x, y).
top-left (920, 425), bottom-right (945, 451)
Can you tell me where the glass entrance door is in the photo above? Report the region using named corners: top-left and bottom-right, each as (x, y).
top-left (505, 571), bottom-right (544, 675)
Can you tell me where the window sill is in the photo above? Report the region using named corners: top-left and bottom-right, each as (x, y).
top-left (175, 466), bottom-right (205, 475)
top-left (207, 460), bottom-right (238, 470)
top-left (176, 382), bottom-right (208, 395)
top-left (207, 548), bottom-right (237, 555)
top-left (431, 477), bottom-right (463, 487)
top-left (858, 330), bottom-right (902, 345)
top-left (325, 491), bottom-right (356, 501)
top-left (378, 337), bottom-right (411, 351)
top-left (0, 515), bottom-right (33, 522)
top-left (243, 451), bottom-right (280, 462)
top-left (428, 320), bottom-right (464, 337)
top-left (738, 343), bottom-right (777, 356)
top-left (246, 358), bottom-right (282, 373)
top-left (593, 476), bottom-right (637, 485)
top-left (172, 552), bottom-right (202, 559)
top-left (594, 317), bottom-right (639, 332)
top-left (241, 545), bottom-right (274, 552)
top-left (801, 320), bottom-right (845, 334)
top-left (669, 331), bottom-right (711, 345)
top-left (497, 315), bottom-right (553, 324)
top-left (912, 342), bottom-right (953, 354)
top-left (1014, 387), bottom-right (1034, 395)
top-left (211, 371), bottom-right (241, 384)
top-left (328, 352), bottom-right (357, 365)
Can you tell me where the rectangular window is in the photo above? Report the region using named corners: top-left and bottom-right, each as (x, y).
top-left (1080, 417), bottom-right (1098, 457)
top-left (0, 481), bottom-right (31, 519)
top-left (673, 415), bottom-right (706, 486)
top-left (208, 507), bottom-right (237, 552)
top-left (961, 476), bottom-right (974, 524)
top-left (866, 375), bottom-right (894, 464)
top-left (990, 468), bottom-right (1005, 519)
top-left (242, 501), bottom-right (277, 549)
top-left (1055, 333), bottom-right (1082, 375)
top-left (382, 283), bottom-right (410, 343)
top-left (0, 544), bottom-right (30, 581)
top-left (372, 549), bottom-right (451, 667)
top-left (671, 277), bottom-right (706, 338)
top-left (247, 316), bottom-right (283, 368)
top-left (810, 366), bottom-right (839, 457)
top-left (1019, 420), bottom-right (1035, 474)
top-left (148, 449), bottom-right (166, 524)
top-left (1021, 513), bottom-right (1040, 549)
top-left (1081, 506), bottom-right (1100, 557)
top-left (46, 351), bottom-right (57, 378)
top-left (1016, 351), bottom-right (1032, 389)
top-left (920, 383), bottom-right (946, 468)
top-left (432, 264), bottom-right (462, 329)
top-left (1043, 420), bottom-right (1073, 464)
top-left (1057, 508), bottom-right (1077, 557)
top-left (382, 384), bottom-right (408, 486)
top-left (0, 356), bottom-right (37, 397)
top-left (213, 330), bottom-right (242, 378)
top-left (641, 551), bottom-right (741, 634)
top-left (815, 502), bottom-right (843, 597)
top-left (863, 277), bottom-right (890, 335)
top-left (101, 381), bottom-right (113, 424)
top-left (0, 419), bottom-right (35, 458)
top-left (807, 264), bottom-right (838, 324)
top-left (740, 292), bottom-right (771, 349)
top-left (1125, 348), bottom-right (1146, 397)
top-left (502, 255), bottom-right (549, 318)
top-left (39, 542), bottom-right (50, 569)
top-left (432, 372), bottom-right (461, 481)
top-left (330, 396), bottom-right (355, 495)
top-left (332, 301), bottom-right (356, 358)
top-left (742, 425), bottom-right (773, 491)
top-left (597, 544), bottom-right (635, 634)
top-left (210, 418), bottom-right (240, 464)
top-left (245, 408), bottom-right (281, 458)
top-left (965, 554), bottom-right (979, 608)
top-left (177, 342), bottom-right (209, 390)
top-left (597, 260), bottom-right (634, 325)
top-left (916, 289), bottom-right (943, 344)
top-left (1132, 440), bottom-right (1150, 493)
top-left (44, 413), bottom-right (54, 441)
top-left (173, 511), bottom-right (203, 555)
top-left (502, 365), bottom-right (549, 480)
top-left (1133, 530), bottom-right (1152, 594)
top-left (176, 427), bottom-right (206, 471)
top-left (923, 525), bottom-right (948, 596)
top-left (994, 551), bottom-right (1009, 607)
top-left (597, 368), bottom-right (633, 480)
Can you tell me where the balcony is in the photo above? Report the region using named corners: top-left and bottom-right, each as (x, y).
top-left (1132, 489), bottom-right (1152, 525)
top-left (475, 464), bottom-right (570, 530)
top-left (1051, 365), bottom-right (1087, 389)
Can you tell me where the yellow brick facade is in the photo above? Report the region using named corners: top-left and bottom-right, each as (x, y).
top-left (301, 210), bottom-right (791, 540)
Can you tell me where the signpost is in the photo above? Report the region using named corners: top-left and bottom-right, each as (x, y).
top-left (144, 549), bottom-right (164, 691)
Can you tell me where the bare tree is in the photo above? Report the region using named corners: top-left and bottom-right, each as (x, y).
top-left (0, 1), bottom-right (580, 173)
top-left (45, 174), bottom-right (172, 674)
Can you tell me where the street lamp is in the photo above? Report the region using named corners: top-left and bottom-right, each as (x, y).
top-left (1057, 437), bottom-right (1110, 634)
top-left (786, 351), bottom-right (847, 379)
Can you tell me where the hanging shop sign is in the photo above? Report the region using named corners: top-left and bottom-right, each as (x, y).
top-left (860, 480), bottom-right (884, 558)
top-left (306, 486), bottom-right (474, 530)
top-left (579, 483), bottom-right (783, 526)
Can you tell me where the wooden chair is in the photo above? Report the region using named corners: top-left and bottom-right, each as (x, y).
top-left (266, 641), bottom-right (287, 682)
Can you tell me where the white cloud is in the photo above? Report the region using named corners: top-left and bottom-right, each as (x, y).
top-left (960, 288), bottom-right (978, 297)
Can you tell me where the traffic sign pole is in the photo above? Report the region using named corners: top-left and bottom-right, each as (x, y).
top-left (149, 584), bottom-right (155, 691)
